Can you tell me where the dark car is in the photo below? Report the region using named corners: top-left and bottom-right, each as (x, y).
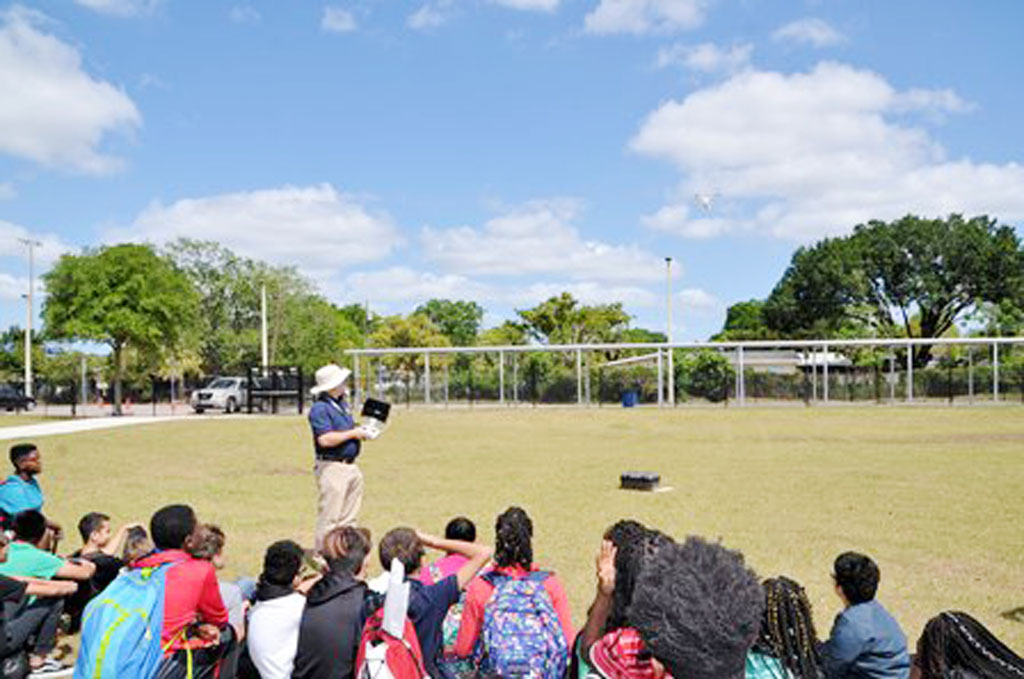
top-left (0, 385), bottom-right (35, 412)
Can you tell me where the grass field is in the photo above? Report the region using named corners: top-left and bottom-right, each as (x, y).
top-left (31, 406), bottom-right (1024, 651)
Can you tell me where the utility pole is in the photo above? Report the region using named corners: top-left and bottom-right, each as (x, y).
top-left (18, 238), bottom-right (41, 398)
top-left (260, 284), bottom-right (268, 369)
top-left (666, 257), bottom-right (675, 407)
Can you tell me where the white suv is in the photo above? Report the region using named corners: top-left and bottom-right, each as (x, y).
top-left (190, 377), bottom-right (252, 414)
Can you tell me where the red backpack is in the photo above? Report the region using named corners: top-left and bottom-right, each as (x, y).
top-left (355, 608), bottom-right (428, 679)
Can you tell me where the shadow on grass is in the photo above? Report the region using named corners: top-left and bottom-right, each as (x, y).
top-left (1000, 607), bottom-right (1024, 623)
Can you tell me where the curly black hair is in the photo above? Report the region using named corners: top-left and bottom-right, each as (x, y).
top-left (494, 506), bottom-right (533, 569)
top-left (916, 611), bottom-right (1024, 679)
top-left (755, 576), bottom-right (822, 679)
top-left (602, 520), bottom-right (673, 632)
top-left (630, 535), bottom-right (763, 679)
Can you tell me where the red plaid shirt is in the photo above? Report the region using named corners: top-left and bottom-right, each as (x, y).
top-left (589, 627), bottom-right (670, 679)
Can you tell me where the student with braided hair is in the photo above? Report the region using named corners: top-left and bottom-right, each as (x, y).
top-left (576, 520), bottom-right (674, 679)
top-left (912, 611), bottom-right (1024, 679)
top-left (453, 506), bottom-right (574, 678)
top-left (749, 577), bottom-right (823, 679)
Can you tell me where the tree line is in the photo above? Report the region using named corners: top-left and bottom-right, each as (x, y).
top-left (6, 213), bottom-right (1021, 412)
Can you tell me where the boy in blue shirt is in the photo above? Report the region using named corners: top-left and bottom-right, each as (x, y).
top-left (821, 552), bottom-right (910, 679)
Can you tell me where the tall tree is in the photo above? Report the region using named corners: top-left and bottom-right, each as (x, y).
top-left (763, 214), bottom-right (1024, 364)
top-left (415, 299), bottom-right (484, 346)
top-left (42, 244), bottom-right (199, 414)
top-left (165, 239), bottom-right (359, 374)
top-left (517, 292), bottom-right (630, 345)
top-left (711, 300), bottom-right (778, 341)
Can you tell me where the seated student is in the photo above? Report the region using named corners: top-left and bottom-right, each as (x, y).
top-left (376, 526), bottom-right (492, 679)
top-left (749, 577), bottom-right (823, 679)
top-left (293, 526), bottom-right (372, 679)
top-left (186, 523), bottom-right (253, 636)
top-left (820, 552), bottom-right (910, 679)
top-left (0, 529), bottom-right (79, 676)
top-left (246, 540), bottom-right (317, 679)
top-left (630, 535), bottom-right (765, 679)
top-left (121, 525), bottom-right (154, 564)
top-left (453, 506), bottom-right (572, 679)
top-left (911, 610), bottom-right (1024, 679)
top-left (132, 504), bottom-right (233, 679)
top-left (419, 516), bottom-right (477, 585)
top-left (0, 444), bottom-right (61, 540)
top-left (0, 510), bottom-right (95, 584)
top-left (65, 512), bottom-right (142, 633)
top-left (578, 521), bottom-right (673, 679)
top-left (73, 512), bottom-right (139, 589)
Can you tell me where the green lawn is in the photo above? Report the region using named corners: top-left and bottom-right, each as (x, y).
top-left (38, 406), bottom-right (1024, 651)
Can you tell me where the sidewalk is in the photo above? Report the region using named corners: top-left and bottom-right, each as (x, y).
top-left (0, 415), bottom-right (188, 441)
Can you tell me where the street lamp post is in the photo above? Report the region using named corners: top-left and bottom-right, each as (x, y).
top-left (18, 238), bottom-right (41, 399)
top-left (666, 257), bottom-right (675, 407)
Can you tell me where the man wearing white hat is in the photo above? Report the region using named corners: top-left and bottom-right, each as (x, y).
top-left (308, 363), bottom-right (369, 549)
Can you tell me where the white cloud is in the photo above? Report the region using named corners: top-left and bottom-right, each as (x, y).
top-left (513, 281), bottom-right (657, 307)
top-left (342, 267), bottom-right (659, 310)
top-left (114, 184), bottom-right (401, 281)
top-left (657, 42), bottom-right (752, 75)
top-left (344, 267), bottom-right (491, 305)
top-left (0, 183), bottom-right (15, 200)
top-left (407, 3), bottom-right (448, 30)
top-left (584, 0), bottom-right (706, 35)
top-left (322, 6), bottom-right (357, 33)
top-left (0, 6), bottom-right (141, 173)
top-left (422, 198), bottom-right (673, 283)
top-left (229, 6), bottom-right (261, 24)
top-left (492, 0), bottom-right (560, 12)
top-left (678, 287), bottom-right (718, 313)
top-left (0, 219), bottom-right (74, 267)
top-left (772, 18), bottom-right (845, 48)
top-left (73, 0), bottom-right (160, 17)
top-left (631, 62), bottom-right (1024, 240)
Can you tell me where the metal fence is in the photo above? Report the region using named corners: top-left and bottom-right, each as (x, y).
top-left (345, 337), bottom-right (1024, 408)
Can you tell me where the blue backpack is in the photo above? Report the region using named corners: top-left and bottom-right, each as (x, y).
top-left (74, 561), bottom-right (181, 679)
top-left (478, 571), bottom-right (568, 679)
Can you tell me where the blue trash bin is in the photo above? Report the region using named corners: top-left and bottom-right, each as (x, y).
top-left (622, 390), bottom-right (638, 408)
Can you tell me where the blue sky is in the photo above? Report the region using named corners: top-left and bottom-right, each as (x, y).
top-left (1, 0), bottom-right (1023, 343)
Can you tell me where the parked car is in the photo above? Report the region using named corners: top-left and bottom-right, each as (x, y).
top-left (0, 385), bottom-right (35, 412)
top-left (190, 377), bottom-right (257, 414)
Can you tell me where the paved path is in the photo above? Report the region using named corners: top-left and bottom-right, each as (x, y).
top-left (0, 415), bottom-right (193, 441)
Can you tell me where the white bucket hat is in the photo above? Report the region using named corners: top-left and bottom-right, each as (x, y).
top-left (310, 363), bottom-right (352, 395)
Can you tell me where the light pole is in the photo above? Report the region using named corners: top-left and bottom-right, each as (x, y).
top-left (18, 238), bottom-right (41, 398)
top-left (666, 257), bottom-right (675, 407)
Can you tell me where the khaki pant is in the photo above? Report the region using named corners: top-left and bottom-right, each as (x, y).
top-left (314, 459), bottom-right (364, 550)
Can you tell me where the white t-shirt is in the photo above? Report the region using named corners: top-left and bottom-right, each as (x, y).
top-left (247, 591), bottom-right (306, 679)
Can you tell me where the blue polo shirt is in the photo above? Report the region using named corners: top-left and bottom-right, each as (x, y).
top-left (308, 395), bottom-right (361, 461)
top-left (0, 475), bottom-right (43, 517)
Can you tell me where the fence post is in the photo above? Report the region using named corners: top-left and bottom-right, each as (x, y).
top-left (354, 358), bottom-right (361, 407)
top-left (738, 346), bottom-right (746, 407)
top-left (657, 350), bottom-right (664, 407)
top-left (424, 353), bottom-right (431, 405)
top-left (811, 352), bottom-right (817, 402)
top-left (993, 342), bottom-right (1000, 402)
top-left (907, 343), bottom-right (914, 402)
top-left (444, 364), bottom-right (450, 408)
top-left (968, 348), bottom-right (974, 403)
top-left (513, 355), bottom-right (519, 405)
top-left (823, 343), bottom-right (829, 404)
top-left (576, 348), bottom-right (583, 406)
top-left (499, 351), bottom-right (505, 406)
